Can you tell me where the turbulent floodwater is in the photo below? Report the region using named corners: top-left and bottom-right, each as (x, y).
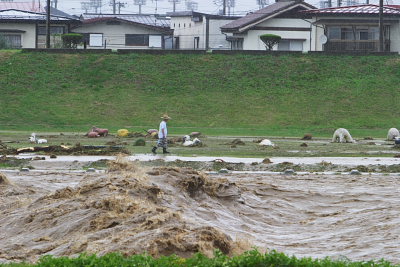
top-left (1, 159), bottom-right (399, 263)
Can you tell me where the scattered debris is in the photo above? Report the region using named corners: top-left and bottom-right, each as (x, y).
top-left (91, 126), bottom-right (109, 137)
top-left (128, 132), bottom-right (146, 138)
top-left (262, 158), bottom-right (272, 164)
top-left (387, 128), bottom-right (400, 141)
top-left (300, 143), bottom-right (308, 147)
top-left (350, 169), bottom-right (361, 175)
top-left (227, 139), bottom-right (245, 146)
top-left (218, 168), bottom-right (229, 174)
top-left (50, 155), bottom-right (57, 159)
top-left (332, 128), bottom-right (355, 143)
top-left (29, 133), bottom-right (47, 144)
top-left (282, 169), bottom-right (296, 175)
top-left (364, 137), bottom-right (374, 140)
top-left (0, 172), bottom-right (10, 185)
top-left (190, 132), bottom-right (202, 138)
top-left (259, 139), bottom-right (275, 147)
top-left (301, 134), bottom-right (312, 140)
top-left (134, 138), bottom-right (146, 146)
top-left (86, 168), bottom-right (96, 172)
top-left (16, 144), bottom-right (129, 155)
top-left (87, 131), bottom-right (100, 138)
top-left (183, 135), bottom-right (202, 147)
top-left (117, 129), bottom-right (129, 137)
top-left (20, 168), bottom-right (30, 172)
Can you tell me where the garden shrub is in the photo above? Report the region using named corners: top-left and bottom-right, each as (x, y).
top-left (259, 34), bottom-right (281, 50)
top-left (61, 33), bottom-right (83, 49)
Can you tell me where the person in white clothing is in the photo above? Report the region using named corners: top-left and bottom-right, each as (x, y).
top-left (152, 114), bottom-right (171, 154)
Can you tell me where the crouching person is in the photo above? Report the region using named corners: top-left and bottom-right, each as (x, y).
top-left (152, 114), bottom-right (171, 154)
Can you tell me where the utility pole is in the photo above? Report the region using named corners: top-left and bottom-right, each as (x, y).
top-left (50, 0), bottom-right (58, 8)
top-left (117, 2), bottom-right (125, 13)
top-left (110, 0), bottom-right (116, 14)
top-left (378, 0), bottom-right (384, 52)
top-left (223, 0), bottom-right (226, 15)
top-left (46, 0), bottom-right (51, 48)
top-left (168, 0), bottom-right (180, 12)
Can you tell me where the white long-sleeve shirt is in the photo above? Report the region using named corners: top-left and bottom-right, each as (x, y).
top-left (158, 121), bottom-right (168, 138)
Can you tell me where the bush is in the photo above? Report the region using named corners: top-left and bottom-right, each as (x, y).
top-left (134, 138), bottom-right (146, 146)
top-left (61, 33), bottom-right (83, 49)
top-left (259, 34), bottom-right (281, 51)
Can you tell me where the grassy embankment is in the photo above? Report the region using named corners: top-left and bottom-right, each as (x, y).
top-left (1, 50), bottom-right (400, 137)
top-left (1, 250), bottom-right (398, 267)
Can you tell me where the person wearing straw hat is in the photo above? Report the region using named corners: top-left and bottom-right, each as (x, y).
top-left (152, 114), bottom-right (171, 154)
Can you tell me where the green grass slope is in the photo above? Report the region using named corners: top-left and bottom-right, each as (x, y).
top-left (1, 51), bottom-right (399, 137)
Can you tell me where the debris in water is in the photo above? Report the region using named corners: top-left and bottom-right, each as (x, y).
top-left (282, 169), bottom-right (296, 175)
top-left (219, 168), bottom-right (229, 174)
top-left (350, 169), bottom-right (361, 175)
top-left (0, 172), bottom-right (10, 185)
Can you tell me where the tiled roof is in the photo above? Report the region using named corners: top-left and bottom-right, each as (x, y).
top-left (0, 9), bottom-right (80, 21)
top-left (82, 14), bottom-right (170, 28)
top-left (221, 0), bottom-right (315, 32)
top-left (0, 2), bottom-right (43, 12)
top-left (303, 4), bottom-right (400, 15)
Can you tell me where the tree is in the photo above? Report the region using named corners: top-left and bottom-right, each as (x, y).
top-left (61, 33), bottom-right (83, 49)
top-left (259, 34), bottom-right (281, 51)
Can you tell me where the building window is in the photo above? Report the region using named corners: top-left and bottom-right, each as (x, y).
top-left (37, 26), bottom-right (65, 35)
top-left (328, 26), bottom-right (379, 41)
top-left (231, 39), bottom-right (243, 50)
top-left (327, 27), bottom-right (340, 39)
top-left (174, 37), bottom-right (180, 49)
top-left (278, 39), bottom-right (303, 51)
top-left (325, 26), bottom-right (388, 52)
top-left (194, 36), bottom-right (200, 49)
top-left (0, 34), bottom-right (21, 48)
top-left (89, 33), bottom-right (103, 47)
top-left (125, 34), bottom-right (149, 46)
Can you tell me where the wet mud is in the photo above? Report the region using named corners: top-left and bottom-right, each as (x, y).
top-left (1, 158), bottom-right (400, 264)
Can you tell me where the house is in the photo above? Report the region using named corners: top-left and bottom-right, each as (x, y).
top-left (168, 11), bottom-right (241, 50)
top-left (220, 0), bottom-right (315, 51)
top-left (0, 1), bottom-right (43, 12)
top-left (0, 8), bottom-right (80, 48)
top-left (72, 14), bottom-right (173, 49)
top-left (301, 5), bottom-right (400, 52)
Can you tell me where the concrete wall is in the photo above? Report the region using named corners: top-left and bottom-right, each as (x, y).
top-left (390, 21), bottom-right (400, 53)
top-left (0, 23), bottom-right (36, 48)
top-left (73, 21), bottom-right (167, 49)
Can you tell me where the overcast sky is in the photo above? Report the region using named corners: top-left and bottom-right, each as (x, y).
top-left (31, 0), bottom-right (384, 15)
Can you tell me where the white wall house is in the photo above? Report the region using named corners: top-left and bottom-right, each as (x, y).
top-left (0, 9), bottom-right (80, 48)
top-left (168, 11), bottom-right (241, 50)
top-left (72, 14), bottom-right (173, 49)
top-left (220, 0), bottom-right (315, 51)
top-left (302, 5), bottom-right (400, 53)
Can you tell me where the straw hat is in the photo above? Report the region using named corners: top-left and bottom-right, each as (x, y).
top-left (161, 114), bottom-right (171, 120)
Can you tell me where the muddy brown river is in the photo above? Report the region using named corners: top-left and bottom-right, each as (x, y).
top-left (0, 158), bottom-right (399, 263)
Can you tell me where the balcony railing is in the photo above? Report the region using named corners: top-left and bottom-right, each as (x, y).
top-left (324, 40), bottom-right (390, 52)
